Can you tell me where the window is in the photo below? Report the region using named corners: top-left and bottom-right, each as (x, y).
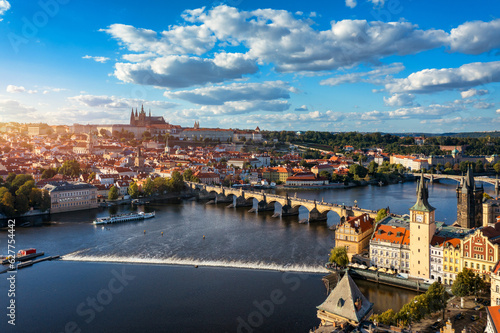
top-left (444, 257), bottom-right (448, 262)
top-left (465, 262), bottom-right (468, 267)
top-left (490, 256), bottom-right (493, 261)
top-left (418, 237), bottom-right (420, 241)
top-left (418, 249), bottom-right (420, 253)
top-left (444, 265), bottom-right (447, 270)
top-left (497, 286), bottom-right (499, 293)
top-left (455, 267), bottom-right (458, 272)
top-left (497, 298), bottom-right (500, 306)
top-left (455, 259), bottom-right (458, 264)
top-left (483, 265), bottom-right (486, 271)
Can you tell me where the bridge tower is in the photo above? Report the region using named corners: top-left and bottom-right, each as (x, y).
top-left (456, 168), bottom-right (483, 229)
top-left (409, 173), bottom-right (436, 279)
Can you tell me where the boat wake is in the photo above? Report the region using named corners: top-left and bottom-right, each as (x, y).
top-left (62, 252), bottom-right (328, 274)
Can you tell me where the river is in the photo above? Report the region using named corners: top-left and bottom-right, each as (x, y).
top-left (0, 180), bottom-right (495, 332)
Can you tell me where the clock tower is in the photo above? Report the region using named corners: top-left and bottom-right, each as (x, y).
top-left (409, 173), bottom-right (436, 279)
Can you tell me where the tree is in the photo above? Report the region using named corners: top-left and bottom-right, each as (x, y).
top-left (15, 194), bottom-right (30, 215)
top-left (40, 190), bottom-right (51, 212)
top-left (368, 161), bottom-right (378, 174)
top-left (494, 162), bottom-right (500, 174)
top-left (169, 171), bottom-right (184, 192)
top-left (452, 268), bottom-right (485, 307)
top-left (143, 178), bottom-right (154, 196)
top-left (328, 246), bottom-right (349, 267)
top-left (183, 169), bottom-right (194, 181)
top-left (0, 190), bottom-right (15, 217)
top-left (10, 174), bottom-right (34, 194)
top-left (108, 186), bottom-right (119, 201)
top-left (153, 177), bottom-right (168, 194)
top-left (375, 208), bottom-right (388, 222)
top-left (42, 168), bottom-right (58, 179)
top-left (88, 172), bottom-right (96, 182)
top-left (15, 180), bottom-right (35, 198)
top-left (58, 160), bottom-right (81, 177)
top-left (128, 182), bottom-right (139, 199)
top-left (349, 164), bottom-right (368, 178)
top-left (319, 171), bottom-right (332, 181)
top-left (28, 188), bottom-right (43, 209)
top-left (426, 282), bottom-right (448, 320)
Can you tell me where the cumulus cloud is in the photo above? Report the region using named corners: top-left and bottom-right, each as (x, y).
top-left (460, 88), bottom-right (488, 99)
top-left (497, 109), bottom-right (500, 114)
top-left (320, 63), bottom-right (404, 86)
top-left (164, 81), bottom-right (292, 105)
top-left (69, 94), bottom-right (177, 110)
top-left (82, 55), bottom-right (110, 63)
top-left (345, 0), bottom-right (357, 8)
top-left (114, 53), bottom-right (258, 88)
top-left (450, 19), bottom-right (500, 54)
top-left (295, 105), bottom-right (308, 111)
top-left (0, 0), bottom-right (10, 20)
top-left (386, 61), bottom-right (500, 94)
top-left (0, 99), bottom-right (37, 119)
top-left (6, 85), bottom-right (26, 93)
top-left (473, 102), bottom-right (494, 109)
top-left (383, 93), bottom-right (417, 107)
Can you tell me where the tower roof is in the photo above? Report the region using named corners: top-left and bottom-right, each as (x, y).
top-left (410, 173), bottom-right (435, 212)
top-left (461, 167), bottom-right (475, 194)
top-left (317, 272), bottom-right (373, 323)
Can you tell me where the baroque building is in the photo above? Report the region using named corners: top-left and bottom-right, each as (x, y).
top-left (456, 168), bottom-right (484, 229)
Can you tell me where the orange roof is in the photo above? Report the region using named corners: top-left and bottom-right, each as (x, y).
top-left (345, 214), bottom-right (373, 233)
top-left (372, 224), bottom-right (410, 246)
top-left (487, 306), bottom-right (500, 331)
top-left (443, 238), bottom-right (461, 249)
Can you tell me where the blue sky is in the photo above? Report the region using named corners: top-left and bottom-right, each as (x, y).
top-left (0, 0), bottom-right (499, 133)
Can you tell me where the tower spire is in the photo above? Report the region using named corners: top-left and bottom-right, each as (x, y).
top-left (410, 173), bottom-right (435, 212)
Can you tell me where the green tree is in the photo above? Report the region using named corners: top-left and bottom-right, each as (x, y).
top-left (368, 161), bottom-right (378, 174)
top-left (494, 162), bottom-right (500, 174)
top-left (153, 177), bottom-right (168, 194)
top-left (375, 208), bottom-right (388, 222)
top-left (40, 190), bottom-right (51, 212)
top-left (88, 172), bottom-right (96, 181)
top-left (28, 188), bottom-right (43, 208)
top-left (128, 182), bottom-right (139, 199)
top-left (58, 160), bottom-right (81, 177)
top-left (328, 246), bottom-right (349, 267)
top-left (452, 268), bottom-right (485, 307)
top-left (143, 178), bottom-right (154, 196)
top-left (349, 164), bottom-right (368, 178)
top-left (42, 168), bottom-right (57, 179)
top-left (15, 194), bottom-right (30, 215)
top-left (15, 180), bottom-right (35, 198)
top-left (0, 189), bottom-right (15, 216)
top-left (108, 186), bottom-right (119, 200)
top-left (6, 172), bottom-right (16, 183)
top-left (426, 282), bottom-right (449, 320)
top-left (183, 169), bottom-right (194, 181)
top-left (10, 174), bottom-right (34, 194)
top-left (169, 171), bottom-right (184, 192)
top-left (319, 171), bottom-right (332, 181)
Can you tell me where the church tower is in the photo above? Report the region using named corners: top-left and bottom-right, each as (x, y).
top-left (86, 132), bottom-right (94, 155)
top-left (134, 146), bottom-right (145, 169)
top-left (409, 173), bottom-right (436, 279)
top-left (457, 168), bottom-right (483, 229)
top-left (130, 108), bottom-right (135, 126)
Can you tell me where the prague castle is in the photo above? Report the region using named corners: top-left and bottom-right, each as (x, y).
top-left (129, 105), bottom-right (167, 127)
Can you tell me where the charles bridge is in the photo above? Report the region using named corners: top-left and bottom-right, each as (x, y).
top-left (185, 182), bottom-right (387, 222)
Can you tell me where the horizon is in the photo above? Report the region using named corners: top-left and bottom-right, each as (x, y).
top-left (0, 0), bottom-right (499, 133)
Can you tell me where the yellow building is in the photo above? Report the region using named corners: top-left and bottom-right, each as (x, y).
top-left (442, 238), bottom-right (462, 286)
top-left (335, 214), bottom-right (374, 260)
top-left (262, 167), bottom-right (291, 183)
top-left (490, 262), bottom-right (500, 306)
top-left (409, 173), bottom-right (436, 279)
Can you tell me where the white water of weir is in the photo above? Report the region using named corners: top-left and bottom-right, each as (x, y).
top-left (62, 251), bottom-right (329, 274)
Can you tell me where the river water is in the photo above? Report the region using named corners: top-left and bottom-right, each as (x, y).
top-left (0, 180), bottom-right (496, 332)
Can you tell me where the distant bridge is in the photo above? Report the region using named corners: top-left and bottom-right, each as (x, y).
top-left (422, 173), bottom-right (499, 195)
top-left (185, 182), bottom-right (391, 222)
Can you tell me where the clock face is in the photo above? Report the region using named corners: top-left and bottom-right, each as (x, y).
top-left (416, 214), bottom-right (423, 223)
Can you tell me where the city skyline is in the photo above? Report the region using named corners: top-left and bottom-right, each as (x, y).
top-left (0, 0), bottom-right (499, 132)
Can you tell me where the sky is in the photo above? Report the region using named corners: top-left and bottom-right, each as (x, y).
top-left (0, 0), bottom-right (499, 133)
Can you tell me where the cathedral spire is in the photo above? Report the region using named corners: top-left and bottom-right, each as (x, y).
top-left (410, 173), bottom-right (435, 212)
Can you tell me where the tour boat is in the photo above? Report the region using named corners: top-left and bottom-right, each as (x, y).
top-left (93, 211), bottom-right (155, 225)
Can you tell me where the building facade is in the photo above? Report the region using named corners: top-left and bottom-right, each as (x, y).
top-left (490, 262), bottom-right (500, 306)
top-left (370, 216), bottom-right (410, 273)
top-left (43, 181), bottom-right (98, 213)
top-left (409, 174), bottom-right (436, 279)
top-left (462, 225), bottom-right (500, 282)
top-left (335, 214), bottom-right (374, 260)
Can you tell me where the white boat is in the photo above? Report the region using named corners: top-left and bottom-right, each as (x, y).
top-left (93, 211), bottom-right (155, 225)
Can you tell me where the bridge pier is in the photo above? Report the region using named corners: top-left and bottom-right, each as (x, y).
top-left (257, 200), bottom-right (275, 212)
top-left (234, 196), bottom-right (253, 208)
top-left (198, 190), bottom-right (216, 200)
top-left (281, 205), bottom-right (300, 216)
top-left (308, 208), bottom-right (328, 222)
top-left (215, 194), bottom-right (233, 204)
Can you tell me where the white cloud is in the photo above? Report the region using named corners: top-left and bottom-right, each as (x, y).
top-left (6, 85), bottom-right (26, 93)
top-left (460, 88), bottom-right (488, 99)
top-left (320, 63), bottom-right (404, 86)
top-left (69, 95), bottom-right (178, 110)
top-left (386, 61), bottom-right (500, 94)
top-left (497, 109), bottom-right (500, 114)
top-left (0, 0), bottom-right (10, 21)
top-left (473, 102), bottom-right (494, 109)
top-left (164, 81), bottom-right (292, 105)
top-left (345, 0), bottom-right (357, 8)
top-left (383, 93), bottom-right (417, 107)
top-left (450, 19), bottom-right (500, 55)
top-left (0, 99), bottom-right (36, 120)
top-left (114, 53), bottom-right (258, 88)
top-left (295, 105), bottom-right (308, 111)
top-left (82, 55), bottom-right (110, 63)
top-left (368, 0), bottom-right (385, 6)
top-left (43, 87), bottom-right (67, 94)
